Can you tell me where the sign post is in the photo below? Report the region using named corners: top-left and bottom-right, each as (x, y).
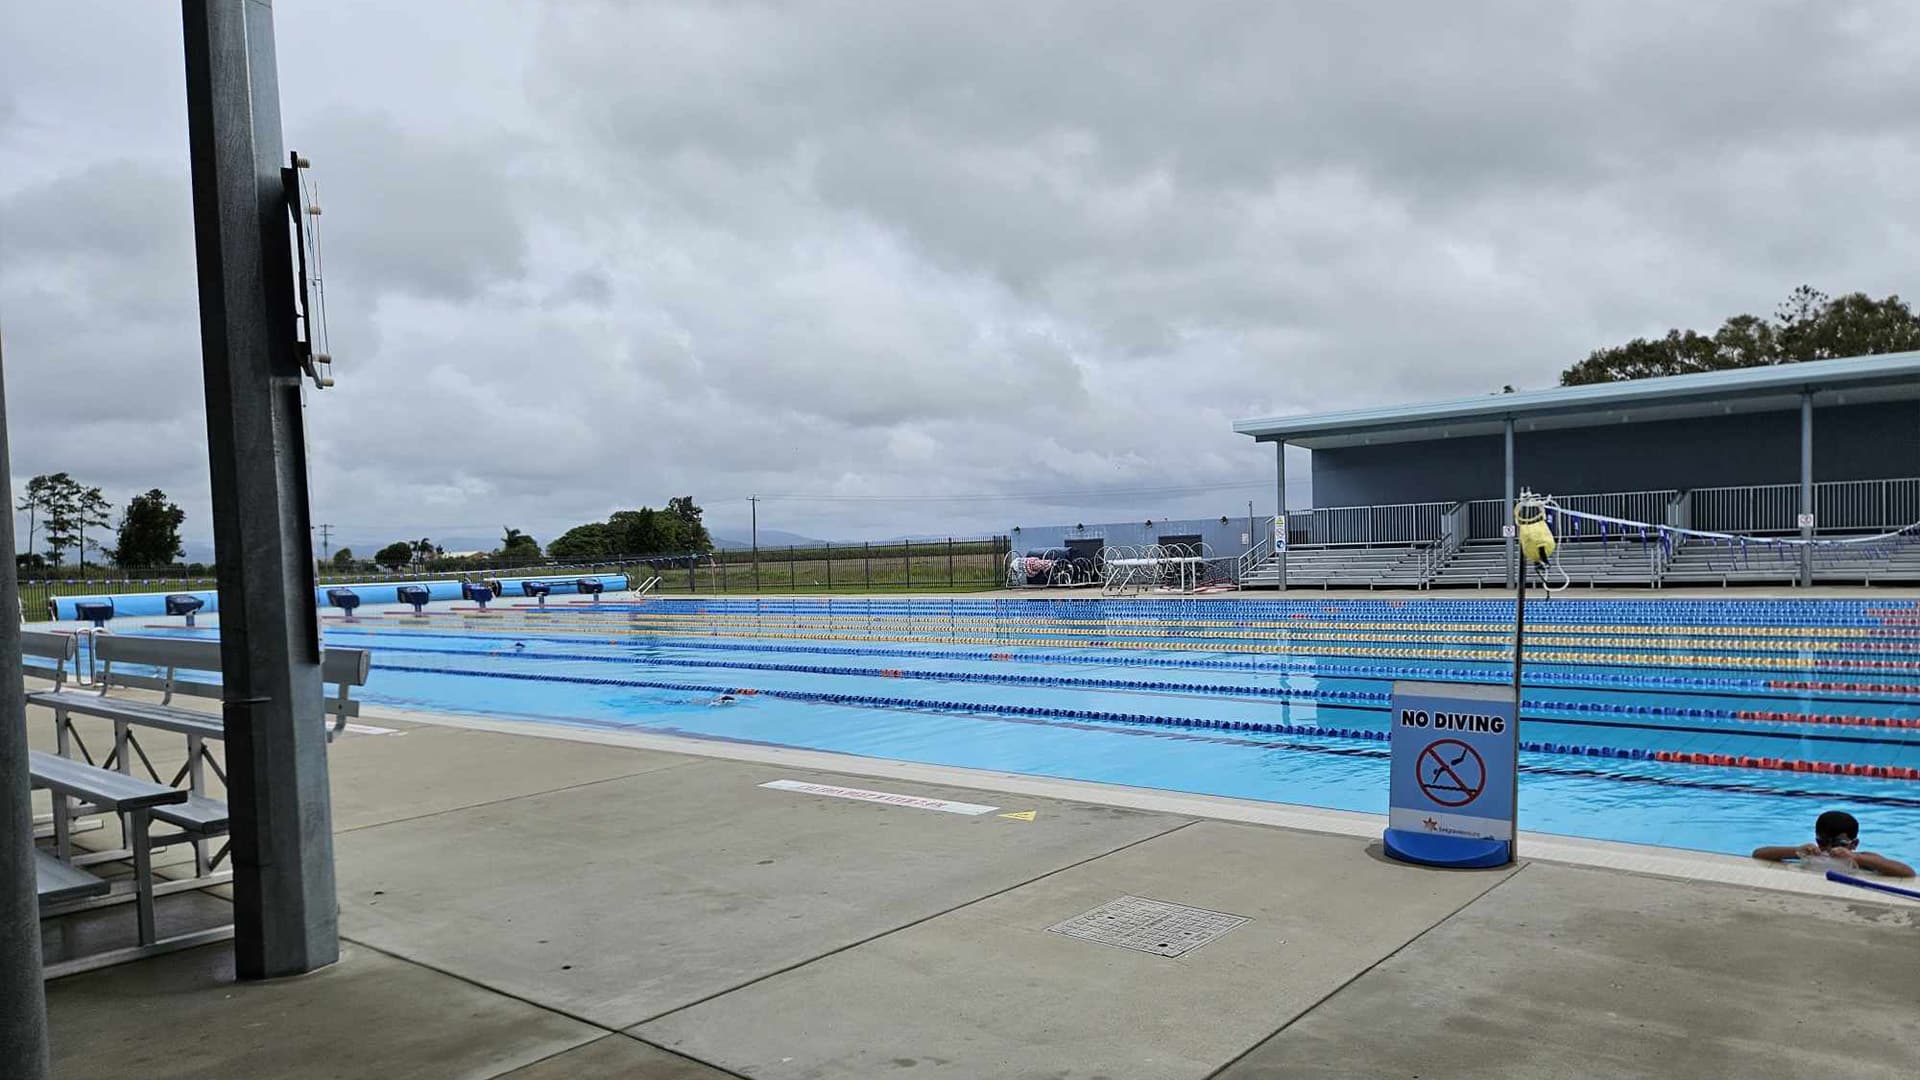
top-left (1383, 680), bottom-right (1516, 868)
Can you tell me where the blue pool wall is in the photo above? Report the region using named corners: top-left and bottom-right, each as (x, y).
top-left (49, 573), bottom-right (631, 621)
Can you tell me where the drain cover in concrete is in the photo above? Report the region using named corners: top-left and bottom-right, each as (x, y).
top-left (1046, 895), bottom-right (1249, 958)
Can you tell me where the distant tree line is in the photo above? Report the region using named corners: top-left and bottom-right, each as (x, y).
top-left (15, 474), bottom-right (187, 574)
top-left (350, 501), bottom-right (708, 576)
top-left (1560, 286), bottom-right (1920, 385)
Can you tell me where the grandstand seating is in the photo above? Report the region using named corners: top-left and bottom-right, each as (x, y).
top-left (1237, 544), bottom-right (1432, 589)
top-left (1241, 534), bottom-right (1920, 589)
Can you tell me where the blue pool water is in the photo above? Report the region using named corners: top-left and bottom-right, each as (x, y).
top-left (148, 596), bottom-right (1920, 859)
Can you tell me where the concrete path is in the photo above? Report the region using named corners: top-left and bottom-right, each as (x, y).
top-left (40, 712), bottom-right (1920, 1080)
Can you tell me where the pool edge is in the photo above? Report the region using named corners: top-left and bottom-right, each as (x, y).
top-left (362, 704), bottom-right (1918, 907)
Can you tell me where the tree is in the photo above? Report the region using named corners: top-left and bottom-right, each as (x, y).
top-left (375, 541), bottom-right (414, 570)
top-left (1561, 287), bottom-right (1920, 385)
top-left (16, 473), bottom-right (61, 558)
top-left (75, 487), bottom-right (112, 572)
top-left (548, 498), bottom-right (712, 562)
top-left (111, 488), bottom-right (186, 567)
top-left (409, 538), bottom-right (441, 569)
top-left (546, 522), bottom-right (612, 561)
top-left (500, 527), bottom-right (541, 561)
top-left (331, 547), bottom-right (356, 570)
top-left (665, 496), bottom-right (712, 550)
top-left (35, 473), bottom-right (82, 566)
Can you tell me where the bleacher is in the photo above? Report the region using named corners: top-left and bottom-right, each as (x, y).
top-left (1238, 544), bottom-right (1432, 589)
top-left (1237, 477), bottom-right (1920, 590)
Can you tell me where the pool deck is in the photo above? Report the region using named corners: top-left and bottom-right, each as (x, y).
top-left (36, 704), bottom-right (1919, 1080)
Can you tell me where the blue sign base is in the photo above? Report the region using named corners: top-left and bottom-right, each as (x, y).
top-left (1382, 828), bottom-right (1512, 869)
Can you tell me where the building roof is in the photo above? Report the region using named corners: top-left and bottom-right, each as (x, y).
top-left (1233, 350), bottom-right (1920, 449)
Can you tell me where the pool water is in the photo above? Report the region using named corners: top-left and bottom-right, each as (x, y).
top-left (162, 596), bottom-right (1920, 859)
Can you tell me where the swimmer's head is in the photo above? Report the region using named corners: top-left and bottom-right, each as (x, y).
top-left (1816, 810), bottom-right (1860, 851)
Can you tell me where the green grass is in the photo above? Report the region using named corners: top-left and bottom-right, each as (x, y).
top-left (21, 549), bottom-right (1012, 619)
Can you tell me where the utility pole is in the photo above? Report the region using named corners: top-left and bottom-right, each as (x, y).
top-left (315, 523), bottom-right (332, 562)
top-left (750, 495), bottom-right (760, 592)
top-left (183, 0), bottom-right (338, 979)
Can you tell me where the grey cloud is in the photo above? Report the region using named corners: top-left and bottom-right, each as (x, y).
top-left (297, 108), bottom-right (530, 302)
top-left (6, 1), bottom-right (1920, 549)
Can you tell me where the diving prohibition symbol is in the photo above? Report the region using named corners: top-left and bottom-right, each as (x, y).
top-left (1414, 738), bottom-right (1485, 808)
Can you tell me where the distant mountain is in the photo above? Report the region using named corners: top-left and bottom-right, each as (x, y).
top-left (712, 529), bottom-right (829, 550)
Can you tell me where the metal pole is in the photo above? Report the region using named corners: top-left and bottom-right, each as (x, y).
top-left (905, 539), bottom-right (912, 590)
top-left (1800, 391), bottom-right (1814, 587)
top-left (865, 541), bottom-right (871, 590)
top-left (1275, 441), bottom-right (1288, 591)
top-left (1, 335), bottom-right (51, 1080)
top-left (825, 541), bottom-right (832, 590)
top-left (788, 545), bottom-right (795, 592)
top-left (750, 496), bottom-right (759, 592)
top-left (1510, 555), bottom-right (1526, 864)
top-left (1504, 418), bottom-right (1517, 590)
top-left (182, 0), bottom-right (337, 978)
top-left (947, 538), bottom-right (954, 589)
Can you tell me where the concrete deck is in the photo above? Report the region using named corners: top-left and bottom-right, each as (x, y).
top-left (37, 709), bottom-right (1920, 1080)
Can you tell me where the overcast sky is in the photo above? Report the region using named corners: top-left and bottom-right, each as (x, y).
top-left (4, 2), bottom-right (1919, 555)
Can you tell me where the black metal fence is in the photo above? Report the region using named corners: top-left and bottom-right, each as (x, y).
top-left (19, 536), bottom-right (1015, 620)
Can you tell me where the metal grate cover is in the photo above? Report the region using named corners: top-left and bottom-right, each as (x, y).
top-left (1046, 895), bottom-right (1249, 958)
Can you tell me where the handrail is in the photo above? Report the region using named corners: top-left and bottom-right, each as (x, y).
top-left (1235, 533), bottom-right (1273, 583)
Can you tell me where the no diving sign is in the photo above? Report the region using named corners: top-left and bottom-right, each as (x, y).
top-left (1384, 680), bottom-right (1516, 868)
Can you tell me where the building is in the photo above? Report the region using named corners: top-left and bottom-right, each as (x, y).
top-left (1232, 351), bottom-right (1920, 588)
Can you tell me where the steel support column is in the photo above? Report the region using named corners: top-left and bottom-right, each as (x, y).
top-left (0, 338), bottom-right (50, 1079)
top-left (1504, 418), bottom-right (1517, 589)
top-left (1275, 441), bottom-right (1288, 591)
top-left (1800, 391), bottom-right (1814, 587)
top-left (182, 0), bottom-right (338, 978)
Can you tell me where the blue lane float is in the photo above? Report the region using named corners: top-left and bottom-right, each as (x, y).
top-left (48, 574), bottom-right (629, 621)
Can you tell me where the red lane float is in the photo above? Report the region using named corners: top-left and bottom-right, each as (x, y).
top-left (1649, 749), bottom-right (1920, 780)
top-left (1734, 709), bottom-right (1920, 729)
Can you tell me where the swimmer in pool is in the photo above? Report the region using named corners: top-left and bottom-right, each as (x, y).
top-left (710, 693), bottom-right (738, 706)
top-left (1751, 810), bottom-right (1914, 878)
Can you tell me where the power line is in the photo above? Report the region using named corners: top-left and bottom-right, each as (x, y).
top-left (749, 480), bottom-right (1271, 503)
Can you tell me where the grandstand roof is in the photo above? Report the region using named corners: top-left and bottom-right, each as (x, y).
top-left (1234, 350), bottom-right (1920, 449)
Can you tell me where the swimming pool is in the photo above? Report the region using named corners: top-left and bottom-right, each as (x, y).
top-left (157, 595), bottom-right (1920, 859)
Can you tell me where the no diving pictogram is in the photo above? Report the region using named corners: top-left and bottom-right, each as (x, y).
top-left (1416, 739), bottom-right (1485, 808)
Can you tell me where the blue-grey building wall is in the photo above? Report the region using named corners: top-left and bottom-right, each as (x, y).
top-left (1311, 401), bottom-right (1920, 506)
top-left (1012, 516), bottom-right (1269, 558)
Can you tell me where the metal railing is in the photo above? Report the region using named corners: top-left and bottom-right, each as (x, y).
top-left (1692, 478), bottom-right (1920, 534)
top-left (1235, 532), bottom-right (1274, 583)
top-left (1691, 483), bottom-right (1800, 534)
top-left (1289, 501), bottom-right (1447, 546)
top-left (1469, 490), bottom-right (1677, 540)
top-left (1815, 478), bottom-right (1920, 532)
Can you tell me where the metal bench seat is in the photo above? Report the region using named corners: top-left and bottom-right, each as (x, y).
top-left (29, 750), bottom-right (209, 975)
top-left (26, 688), bottom-right (224, 740)
top-left (30, 749), bottom-right (187, 811)
top-left (35, 848), bottom-right (110, 906)
top-left (151, 794), bottom-right (231, 834)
